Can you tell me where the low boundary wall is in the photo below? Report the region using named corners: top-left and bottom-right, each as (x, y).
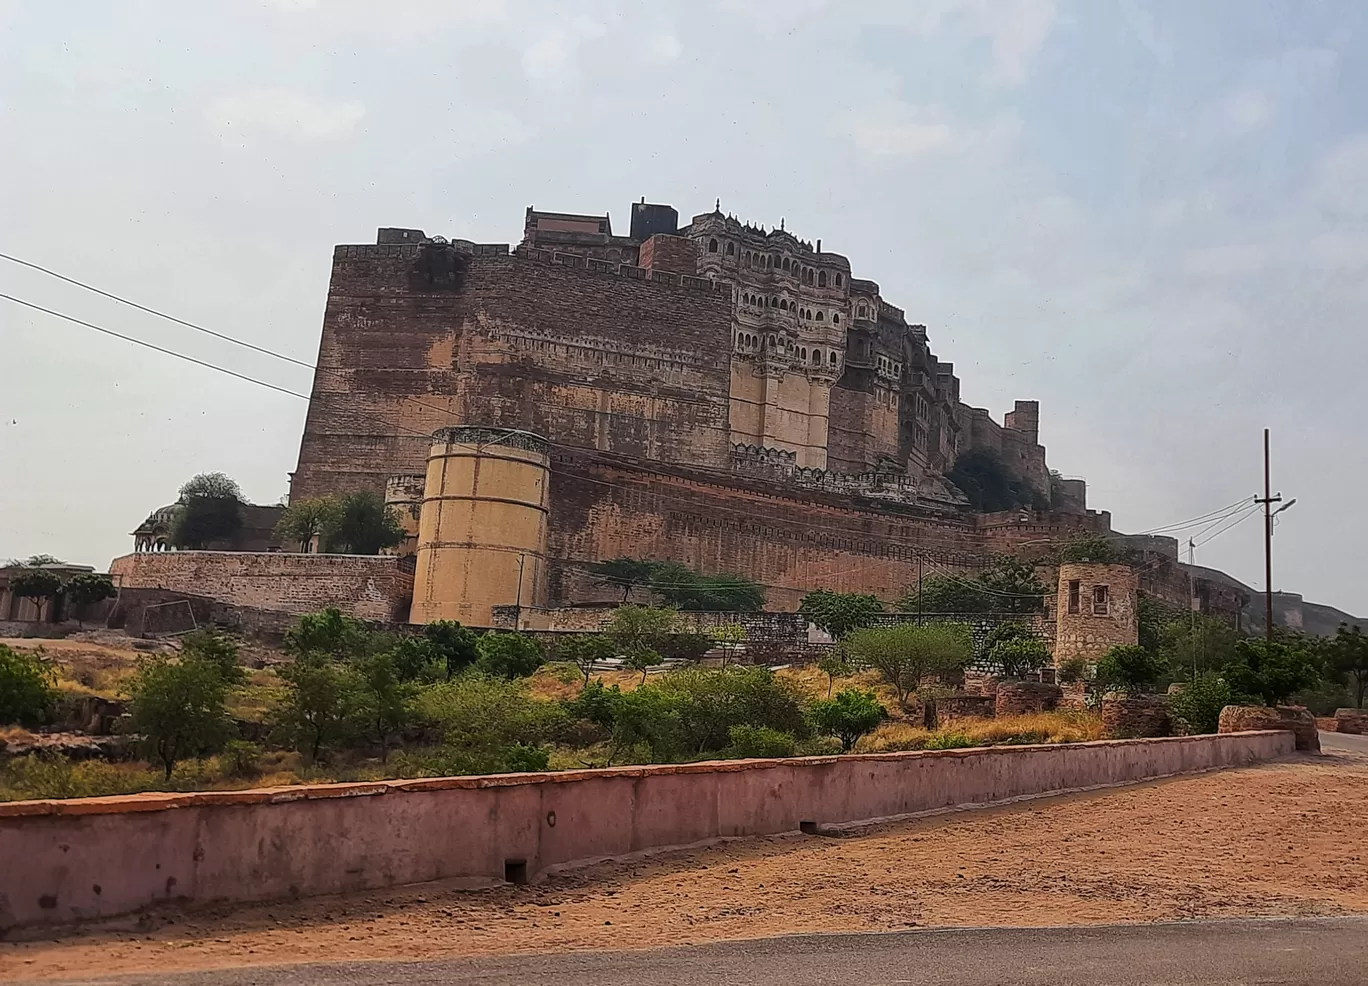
top-left (0, 731), bottom-right (1293, 932)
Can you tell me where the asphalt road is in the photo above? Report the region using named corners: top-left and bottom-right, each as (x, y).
top-left (34, 918), bottom-right (1368, 986)
top-left (1322, 730), bottom-right (1368, 755)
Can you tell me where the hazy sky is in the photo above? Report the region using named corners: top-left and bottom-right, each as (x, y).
top-left (2, 1), bottom-right (1365, 615)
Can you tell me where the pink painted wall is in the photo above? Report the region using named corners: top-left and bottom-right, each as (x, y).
top-left (0, 731), bottom-right (1293, 932)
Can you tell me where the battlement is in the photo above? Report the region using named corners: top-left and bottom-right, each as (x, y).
top-left (514, 245), bottom-right (727, 295)
top-left (729, 443), bottom-right (962, 507)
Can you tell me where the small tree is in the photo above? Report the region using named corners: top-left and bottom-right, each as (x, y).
top-left (1169, 671), bottom-right (1234, 734)
top-left (590, 558), bottom-right (659, 602)
top-left (799, 590), bottom-right (884, 640)
top-left (817, 650), bottom-right (851, 698)
top-left (1056, 534), bottom-right (1118, 564)
top-left (173, 472), bottom-right (245, 549)
top-left (976, 556), bottom-right (1049, 615)
top-left (624, 644), bottom-right (664, 684)
top-left (0, 644), bottom-right (56, 726)
top-left (352, 649), bottom-right (414, 761)
top-left (605, 604), bottom-right (676, 655)
top-left (985, 623), bottom-right (1051, 678)
top-left (899, 576), bottom-right (989, 614)
top-left (64, 573), bottom-right (116, 627)
top-left (844, 622), bottom-right (973, 705)
top-left (713, 623), bottom-right (747, 668)
top-left (9, 569), bottom-right (63, 621)
top-left (285, 607), bottom-right (368, 660)
top-left (323, 490), bottom-right (405, 555)
top-left (475, 632), bottom-right (545, 679)
top-left (558, 634), bottom-right (616, 688)
top-left (1094, 644), bottom-right (1167, 693)
top-left (180, 628), bottom-right (245, 684)
top-left (423, 620), bottom-right (480, 679)
top-left (1223, 637), bottom-right (1324, 707)
top-left (274, 496), bottom-right (342, 552)
top-left (809, 688), bottom-right (886, 752)
top-left (275, 652), bottom-right (363, 764)
top-left (1325, 623), bottom-right (1368, 709)
top-left (127, 655), bottom-right (233, 779)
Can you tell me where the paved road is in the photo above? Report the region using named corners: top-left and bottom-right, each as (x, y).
top-left (35, 918), bottom-right (1368, 986)
top-left (1322, 730), bottom-right (1368, 755)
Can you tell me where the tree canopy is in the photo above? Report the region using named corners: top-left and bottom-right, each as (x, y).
top-left (844, 622), bottom-right (973, 704)
top-left (799, 590), bottom-right (884, 639)
top-left (173, 472), bottom-right (245, 548)
top-left (324, 490), bottom-right (406, 555)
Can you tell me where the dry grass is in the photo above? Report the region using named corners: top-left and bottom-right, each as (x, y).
top-left (856, 711), bottom-right (1104, 753)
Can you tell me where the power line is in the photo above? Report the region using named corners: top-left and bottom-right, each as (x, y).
top-left (0, 294), bottom-right (312, 403)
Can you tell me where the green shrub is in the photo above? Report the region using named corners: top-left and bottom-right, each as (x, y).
top-left (808, 688), bottom-right (886, 752)
top-left (1223, 638), bottom-right (1325, 707)
top-left (180, 629), bottom-right (245, 685)
top-left (924, 731), bottom-right (976, 750)
top-left (726, 725), bottom-right (797, 759)
top-left (1095, 644), bottom-right (1167, 692)
top-left (0, 644), bottom-right (56, 726)
top-left (1168, 672), bottom-right (1233, 734)
top-left (475, 632), bottom-right (545, 680)
top-left (844, 623), bottom-right (973, 704)
top-left (503, 743), bottom-right (551, 773)
top-left (414, 673), bottom-right (567, 774)
top-left (220, 739), bottom-right (262, 778)
top-left (1058, 656), bottom-right (1088, 684)
top-left (127, 654), bottom-right (233, 779)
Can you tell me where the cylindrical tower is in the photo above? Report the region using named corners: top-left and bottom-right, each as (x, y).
top-left (382, 474), bottom-right (425, 557)
top-left (1054, 562), bottom-right (1139, 668)
top-left (411, 427), bottom-right (550, 626)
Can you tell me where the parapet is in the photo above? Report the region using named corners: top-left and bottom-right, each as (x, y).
top-left (377, 227), bottom-right (427, 244)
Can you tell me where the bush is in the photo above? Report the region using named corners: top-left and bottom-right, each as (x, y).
top-left (180, 628), bottom-right (245, 685)
top-left (503, 743), bottom-right (551, 773)
top-left (725, 725), bottom-right (797, 759)
top-left (127, 655), bottom-right (234, 779)
top-left (220, 739), bottom-right (262, 778)
top-left (285, 608), bottom-right (368, 660)
top-left (0, 644), bottom-right (56, 726)
top-left (656, 665), bottom-right (809, 756)
top-left (844, 622), bottom-right (972, 704)
top-left (985, 623), bottom-right (1051, 678)
top-left (1095, 644), bottom-right (1167, 692)
top-left (808, 688), bottom-right (886, 751)
top-left (1058, 656), bottom-right (1088, 684)
top-left (1168, 672), bottom-right (1233, 735)
top-left (1223, 638), bottom-right (1324, 707)
top-left (414, 673), bottom-right (567, 774)
top-left (924, 731), bottom-right (976, 750)
top-left (475, 632), bottom-right (545, 679)
top-left (799, 590), bottom-right (884, 640)
top-left (274, 652), bottom-right (364, 764)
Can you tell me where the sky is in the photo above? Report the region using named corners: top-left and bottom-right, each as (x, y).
top-left (2, 0), bottom-right (1365, 616)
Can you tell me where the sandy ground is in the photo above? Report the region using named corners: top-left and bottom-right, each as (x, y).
top-left (4, 748), bottom-right (1366, 982)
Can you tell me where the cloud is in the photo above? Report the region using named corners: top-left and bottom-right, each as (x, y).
top-left (843, 102), bottom-right (961, 158)
top-left (979, 0), bottom-right (1057, 85)
top-left (1310, 134), bottom-right (1368, 220)
top-left (1219, 89), bottom-right (1275, 135)
top-left (208, 90), bottom-right (365, 141)
top-left (520, 15), bottom-right (609, 84)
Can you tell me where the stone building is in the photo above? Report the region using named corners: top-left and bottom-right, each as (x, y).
top-left (1053, 562), bottom-right (1140, 665)
top-left (130, 503), bottom-right (285, 554)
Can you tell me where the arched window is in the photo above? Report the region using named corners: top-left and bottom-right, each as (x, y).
top-left (835, 273), bottom-right (843, 287)
top-left (833, 314), bottom-right (840, 325)
top-left (708, 238), bottom-right (718, 253)
top-left (816, 311), bottom-right (825, 322)
top-left (780, 299), bottom-right (788, 311)
top-left (830, 351), bottom-right (838, 364)
top-left (858, 304), bottom-right (867, 318)
top-left (726, 242), bottom-right (735, 256)
top-left (801, 347), bottom-right (808, 360)
top-left (818, 271), bottom-right (827, 287)
top-left (771, 296), bottom-right (778, 307)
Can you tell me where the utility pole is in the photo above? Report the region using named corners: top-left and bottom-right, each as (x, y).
top-left (1254, 429), bottom-right (1296, 644)
top-left (917, 552), bottom-right (924, 622)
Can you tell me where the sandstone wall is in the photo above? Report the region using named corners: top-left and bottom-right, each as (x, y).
top-left (108, 552), bottom-right (413, 622)
top-left (544, 449), bottom-right (986, 611)
top-left (291, 243), bottom-right (734, 501)
top-left (0, 731), bottom-right (1294, 932)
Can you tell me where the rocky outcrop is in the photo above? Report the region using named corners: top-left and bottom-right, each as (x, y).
top-left (1334, 708), bottom-right (1368, 735)
top-left (1218, 705), bottom-right (1319, 752)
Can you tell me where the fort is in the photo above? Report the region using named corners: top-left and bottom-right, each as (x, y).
top-left (104, 198), bottom-right (1296, 638)
top-left (271, 200), bottom-right (1110, 624)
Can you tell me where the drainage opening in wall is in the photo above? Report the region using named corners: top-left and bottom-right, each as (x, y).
top-left (799, 820), bottom-right (818, 835)
top-left (504, 859), bottom-right (528, 886)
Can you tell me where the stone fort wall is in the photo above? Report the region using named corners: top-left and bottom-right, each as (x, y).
top-left (291, 242), bottom-right (735, 501)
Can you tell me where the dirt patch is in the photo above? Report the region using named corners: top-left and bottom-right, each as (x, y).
top-left (3, 750), bottom-right (1365, 981)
